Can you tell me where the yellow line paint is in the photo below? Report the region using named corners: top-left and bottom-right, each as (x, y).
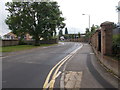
top-left (43, 55), bottom-right (70, 88)
top-left (49, 55), bottom-right (73, 89)
top-left (43, 44), bottom-right (83, 89)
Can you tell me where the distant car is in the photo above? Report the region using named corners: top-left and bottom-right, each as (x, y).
top-left (60, 36), bottom-right (65, 41)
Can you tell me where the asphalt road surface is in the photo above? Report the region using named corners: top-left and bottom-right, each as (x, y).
top-left (2, 42), bottom-right (119, 89)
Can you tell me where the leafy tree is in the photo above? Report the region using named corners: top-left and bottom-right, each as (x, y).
top-left (116, 6), bottom-right (120, 12)
top-left (78, 32), bottom-right (81, 38)
top-left (65, 27), bottom-right (68, 35)
top-left (91, 24), bottom-right (96, 33)
top-left (64, 27), bottom-right (69, 39)
top-left (85, 24), bottom-right (100, 38)
top-left (85, 28), bottom-right (92, 38)
top-left (5, 2), bottom-right (65, 45)
top-left (85, 28), bottom-right (89, 34)
top-left (95, 25), bottom-right (100, 29)
top-left (59, 30), bottom-right (63, 37)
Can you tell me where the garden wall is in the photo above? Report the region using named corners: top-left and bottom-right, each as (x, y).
top-left (24, 39), bottom-right (58, 45)
top-left (1, 40), bottom-right (19, 47)
top-left (1, 38), bottom-right (58, 47)
top-left (90, 21), bottom-right (119, 77)
top-left (65, 37), bottom-right (89, 42)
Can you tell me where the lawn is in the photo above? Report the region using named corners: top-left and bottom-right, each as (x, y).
top-left (1, 44), bottom-right (56, 52)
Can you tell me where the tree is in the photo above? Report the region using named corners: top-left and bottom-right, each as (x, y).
top-left (85, 28), bottom-right (89, 34)
top-left (59, 30), bottom-right (63, 37)
top-left (116, 6), bottom-right (120, 12)
top-left (65, 27), bottom-right (68, 35)
top-left (91, 24), bottom-right (96, 33)
top-left (5, 2), bottom-right (65, 45)
top-left (78, 32), bottom-right (81, 38)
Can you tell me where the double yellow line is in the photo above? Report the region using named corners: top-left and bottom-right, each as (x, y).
top-left (43, 44), bottom-right (83, 89)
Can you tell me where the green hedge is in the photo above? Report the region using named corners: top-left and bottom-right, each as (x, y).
top-left (112, 34), bottom-right (120, 60)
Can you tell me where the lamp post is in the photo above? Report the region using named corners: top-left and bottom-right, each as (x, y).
top-left (82, 14), bottom-right (91, 31)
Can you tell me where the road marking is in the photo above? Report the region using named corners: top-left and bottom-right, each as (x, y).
top-left (43, 43), bottom-right (83, 89)
top-left (46, 71), bottom-right (62, 88)
top-left (43, 55), bottom-right (70, 88)
top-left (90, 53), bottom-right (94, 55)
top-left (1, 56), bottom-right (9, 59)
top-left (43, 47), bottom-right (48, 48)
top-left (49, 55), bottom-right (72, 88)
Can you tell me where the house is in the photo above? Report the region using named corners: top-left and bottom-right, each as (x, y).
top-left (24, 33), bottom-right (33, 40)
top-left (3, 32), bottom-right (18, 40)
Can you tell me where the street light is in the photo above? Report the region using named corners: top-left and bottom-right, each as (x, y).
top-left (82, 14), bottom-right (91, 31)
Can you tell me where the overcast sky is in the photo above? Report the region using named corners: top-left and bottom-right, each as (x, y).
top-left (0, 0), bottom-right (119, 36)
top-left (56, 0), bottom-right (119, 34)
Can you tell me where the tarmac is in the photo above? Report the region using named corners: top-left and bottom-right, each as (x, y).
top-left (60, 43), bottom-right (119, 89)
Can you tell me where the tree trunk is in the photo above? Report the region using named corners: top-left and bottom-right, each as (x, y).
top-left (34, 36), bottom-right (40, 46)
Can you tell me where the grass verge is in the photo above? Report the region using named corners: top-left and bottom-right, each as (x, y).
top-left (1, 44), bottom-right (57, 52)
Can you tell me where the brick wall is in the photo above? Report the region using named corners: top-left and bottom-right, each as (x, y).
top-left (24, 39), bottom-right (58, 45)
top-left (65, 37), bottom-right (89, 42)
top-left (90, 21), bottom-right (119, 77)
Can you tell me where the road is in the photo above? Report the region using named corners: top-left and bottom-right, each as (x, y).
top-left (2, 42), bottom-right (119, 89)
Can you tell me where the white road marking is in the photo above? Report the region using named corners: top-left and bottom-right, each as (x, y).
top-left (2, 56), bottom-right (9, 59)
top-left (90, 53), bottom-right (94, 55)
top-left (43, 47), bottom-right (48, 48)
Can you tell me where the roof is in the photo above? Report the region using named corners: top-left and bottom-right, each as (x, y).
top-left (4, 32), bottom-right (17, 37)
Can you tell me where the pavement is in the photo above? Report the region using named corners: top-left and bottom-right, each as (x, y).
top-left (60, 43), bottom-right (119, 89)
top-left (2, 42), bottom-right (119, 89)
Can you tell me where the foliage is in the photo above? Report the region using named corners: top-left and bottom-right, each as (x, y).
top-left (112, 34), bottom-right (120, 59)
top-left (85, 28), bottom-right (91, 38)
top-left (58, 30), bottom-right (63, 38)
top-left (85, 25), bottom-right (99, 38)
top-left (65, 27), bottom-right (68, 35)
top-left (5, 2), bottom-right (65, 45)
top-left (85, 28), bottom-right (89, 34)
top-left (64, 27), bottom-right (69, 39)
top-left (78, 32), bottom-right (81, 38)
top-left (91, 24), bottom-right (96, 33)
top-left (116, 6), bottom-right (120, 12)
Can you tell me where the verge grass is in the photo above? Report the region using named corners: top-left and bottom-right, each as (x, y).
top-left (1, 44), bottom-right (57, 52)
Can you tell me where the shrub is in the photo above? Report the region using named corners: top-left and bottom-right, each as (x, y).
top-left (112, 34), bottom-right (120, 60)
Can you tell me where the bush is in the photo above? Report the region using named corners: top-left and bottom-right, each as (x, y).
top-left (112, 34), bottom-right (120, 60)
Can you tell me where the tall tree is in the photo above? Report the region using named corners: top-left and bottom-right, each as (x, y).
top-left (5, 2), bottom-right (65, 45)
top-left (59, 30), bottom-right (63, 37)
top-left (78, 32), bottom-right (81, 38)
top-left (85, 28), bottom-right (89, 34)
top-left (117, 6), bottom-right (120, 12)
top-left (65, 27), bottom-right (68, 35)
top-left (91, 24), bottom-right (96, 33)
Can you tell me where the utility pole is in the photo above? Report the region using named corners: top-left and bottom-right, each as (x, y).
top-left (82, 14), bottom-right (91, 31)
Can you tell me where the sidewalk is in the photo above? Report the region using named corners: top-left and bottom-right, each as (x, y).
top-left (60, 43), bottom-right (118, 89)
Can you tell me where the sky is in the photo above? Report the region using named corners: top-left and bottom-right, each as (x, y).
top-left (0, 0), bottom-right (119, 36)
